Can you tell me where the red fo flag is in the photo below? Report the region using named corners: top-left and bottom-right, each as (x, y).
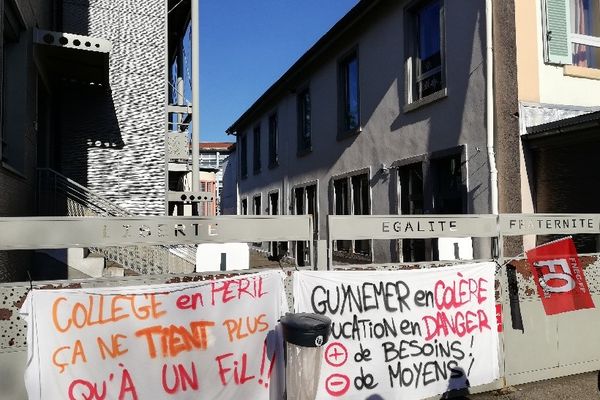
top-left (525, 237), bottom-right (595, 315)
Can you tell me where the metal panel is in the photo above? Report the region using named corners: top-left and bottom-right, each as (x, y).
top-left (328, 214), bottom-right (498, 240)
top-left (499, 214), bottom-right (600, 236)
top-left (167, 191), bottom-right (213, 203)
top-left (557, 299), bottom-right (600, 365)
top-left (502, 256), bottom-right (600, 383)
top-left (34, 28), bottom-right (112, 52)
top-left (0, 216), bottom-right (313, 249)
top-left (503, 300), bottom-right (559, 375)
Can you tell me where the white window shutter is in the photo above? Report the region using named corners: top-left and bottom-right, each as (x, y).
top-left (543, 0), bottom-right (572, 65)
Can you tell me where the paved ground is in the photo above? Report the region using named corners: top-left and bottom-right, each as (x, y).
top-left (467, 372), bottom-right (599, 399)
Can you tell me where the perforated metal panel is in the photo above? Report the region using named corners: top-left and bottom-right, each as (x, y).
top-left (507, 254), bottom-right (600, 301)
top-left (0, 286), bottom-right (33, 350)
top-left (167, 132), bottom-right (190, 160)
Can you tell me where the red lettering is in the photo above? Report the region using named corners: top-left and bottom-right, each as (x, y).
top-left (215, 353), bottom-right (234, 386)
top-left (422, 309), bottom-right (491, 340)
top-left (434, 274), bottom-right (489, 310)
top-left (176, 293), bottom-right (204, 310)
top-left (215, 352), bottom-right (255, 386)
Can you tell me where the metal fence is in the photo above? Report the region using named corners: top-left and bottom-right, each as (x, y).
top-left (2, 213), bottom-right (600, 393)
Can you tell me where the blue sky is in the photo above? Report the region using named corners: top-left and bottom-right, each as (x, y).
top-left (198, 0), bottom-right (359, 143)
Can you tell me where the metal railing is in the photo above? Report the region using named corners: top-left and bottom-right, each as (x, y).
top-left (37, 168), bottom-right (196, 274)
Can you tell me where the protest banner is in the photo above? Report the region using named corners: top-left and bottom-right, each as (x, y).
top-left (526, 237), bottom-right (595, 315)
top-left (20, 271), bottom-right (287, 400)
top-left (294, 263), bottom-right (499, 400)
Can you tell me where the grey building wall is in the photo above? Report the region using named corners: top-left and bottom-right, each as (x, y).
top-left (60, 0), bottom-right (166, 215)
top-left (232, 0), bottom-right (492, 263)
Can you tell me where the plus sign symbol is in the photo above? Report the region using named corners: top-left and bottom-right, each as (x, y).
top-left (325, 342), bottom-right (348, 367)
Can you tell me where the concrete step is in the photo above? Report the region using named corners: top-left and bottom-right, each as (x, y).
top-left (67, 248), bottom-right (105, 278)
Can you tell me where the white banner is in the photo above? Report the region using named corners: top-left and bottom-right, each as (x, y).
top-left (20, 271), bottom-right (287, 400)
top-left (294, 263), bottom-right (499, 400)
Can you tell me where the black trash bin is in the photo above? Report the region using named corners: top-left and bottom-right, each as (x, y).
top-left (280, 313), bottom-right (331, 400)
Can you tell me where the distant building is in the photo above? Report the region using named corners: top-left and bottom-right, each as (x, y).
top-left (199, 142), bottom-right (235, 214)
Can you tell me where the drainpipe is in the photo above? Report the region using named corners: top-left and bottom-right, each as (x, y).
top-left (191, 0), bottom-right (200, 193)
top-left (486, 0), bottom-right (499, 215)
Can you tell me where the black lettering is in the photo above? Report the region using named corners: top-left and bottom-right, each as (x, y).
top-left (395, 281), bottom-right (411, 312)
top-left (414, 289), bottom-right (434, 308)
top-left (310, 286), bottom-right (327, 314)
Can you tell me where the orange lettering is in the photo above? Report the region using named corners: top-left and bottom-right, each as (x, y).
top-left (97, 333), bottom-right (128, 360)
top-left (52, 297), bottom-right (70, 333)
top-left (52, 346), bottom-right (70, 373)
top-left (135, 321), bottom-right (215, 359)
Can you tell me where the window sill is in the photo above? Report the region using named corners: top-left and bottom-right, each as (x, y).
top-left (403, 88), bottom-right (448, 113)
top-left (337, 126), bottom-right (362, 141)
top-left (563, 65), bottom-right (600, 80)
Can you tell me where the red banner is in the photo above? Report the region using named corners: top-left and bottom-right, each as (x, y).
top-left (526, 237), bottom-right (595, 315)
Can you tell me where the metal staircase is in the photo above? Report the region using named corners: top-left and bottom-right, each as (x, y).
top-left (37, 168), bottom-right (196, 275)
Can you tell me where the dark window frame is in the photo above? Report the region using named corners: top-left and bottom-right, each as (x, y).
top-left (330, 170), bottom-right (372, 259)
top-left (240, 198), bottom-right (248, 215)
top-left (253, 124), bottom-right (261, 174)
top-left (394, 148), bottom-right (466, 262)
top-left (337, 48), bottom-right (361, 138)
top-left (253, 193), bottom-right (262, 216)
top-left (268, 112), bottom-right (278, 168)
top-left (292, 181), bottom-right (319, 266)
top-left (404, 0), bottom-right (447, 108)
top-left (297, 86), bottom-right (312, 155)
top-left (430, 151), bottom-right (466, 214)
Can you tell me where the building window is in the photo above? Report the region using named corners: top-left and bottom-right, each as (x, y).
top-left (407, 0), bottom-right (445, 103)
top-left (543, 0), bottom-right (600, 68)
top-left (431, 153), bottom-right (464, 214)
top-left (332, 172), bottom-right (371, 259)
top-left (399, 163), bottom-right (427, 262)
top-left (293, 183), bottom-right (318, 266)
top-left (253, 194), bottom-right (261, 215)
top-left (268, 191), bottom-right (288, 258)
top-left (268, 113), bottom-right (278, 168)
top-left (297, 88), bottom-right (312, 154)
top-left (338, 50), bottom-right (360, 136)
top-left (253, 125), bottom-right (261, 174)
top-left (570, 0), bottom-right (600, 68)
top-left (396, 154), bottom-right (464, 262)
top-left (240, 198), bottom-right (248, 215)
top-left (240, 135), bottom-right (248, 179)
